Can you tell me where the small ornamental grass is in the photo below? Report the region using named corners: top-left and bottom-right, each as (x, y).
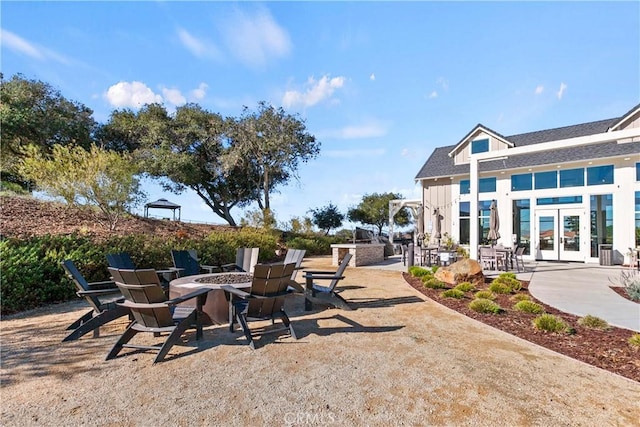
top-left (577, 315), bottom-right (610, 330)
top-left (628, 334), bottom-right (640, 348)
top-left (474, 290), bottom-right (496, 300)
top-left (422, 277), bottom-right (447, 289)
top-left (510, 293), bottom-right (530, 303)
top-left (468, 298), bottom-right (502, 314)
top-left (488, 281), bottom-right (512, 294)
top-left (409, 266), bottom-right (432, 278)
top-left (441, 288), bottom-right (466, 299)
top-left (533, 314), bottom-right (570, 333)
top-left (454, 282), bottom-right (475, 292)
top-left (513, 300), bottom-right (545, 314)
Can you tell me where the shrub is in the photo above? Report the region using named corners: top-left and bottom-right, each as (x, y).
top-left (510, 293), bottom-right (531, 303)
top-left (468, 298), bottom-right (502, 314)
top-left (489, 275), bottom-right (522, 293)
top-left (431, 265), bottom-right (440, 274)
top-left (628, 334), bottom-right (640, 348)
top-left (422, 277), bottom-right (447, 289)
top-left (441, 289), bottom-right (465, 299)
top-left (284, 234), bottom-right (339, 256)
top-left (454, 282), bottom-right (475, 292)
top-left (488, 281), bottom-right (512, 294)
top-left (609, 270), bottom-right (640, 302)
top-left (513, 300), bottom-right (545, 314)
top-left (409, 266), bottom-right (432, 278)
top-left (577, 315), bottom-right (610, 330)
top-left (533, 314), bottom-right (570, 333)
top-left (474, 290), bottom-right (496, 300)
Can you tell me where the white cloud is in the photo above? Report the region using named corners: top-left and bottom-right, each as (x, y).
top-left (177, 28), bottom-right (222, 60)
top-left (1, 28), bottom-right (72, 65)
top-left (190, 83), bottom-right (209, 101)
top-left (104, 81), bottom-right (163, 108)
top-left (282, 75), bottom-right (346, 108)
top-left (324, 148), bottom-right (386, 158)
top-left (535, 85), bottom-right (544, 95)
top-left (221, 7), bottom-right (291, 68)
top-left (1, 29), bottom-right (44, 59)
top-left (428, 91), bottom-right (438, 99)
top-left (370, 73), bottom-right (376, 81)
top-left (161, 87), bottom-right (186, 106)
top-left (557, 82), bottom-right (568, 99)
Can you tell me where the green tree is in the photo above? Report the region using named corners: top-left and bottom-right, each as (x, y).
top-left (310, 203), bottom-right (344, 235)
top-left (19, 144), bottom-right (144, 230)
top-left (102, 103), bottom-right (256, 226)
top-left (0, 73), bottom-right (96, 188)
top-left (347, 192), bottom-right (411, 235)
top-left (225, 101), bottom-right (320, 225)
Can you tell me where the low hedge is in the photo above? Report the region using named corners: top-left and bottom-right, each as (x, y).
top-left (0, 228), bottom-right (286, 314)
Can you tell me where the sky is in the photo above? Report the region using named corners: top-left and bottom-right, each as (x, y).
top-left (2, 1), bottom-right (639, 230)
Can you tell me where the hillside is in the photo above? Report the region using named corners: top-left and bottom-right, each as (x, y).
top-left (0, 195), bottom-right (234, 240)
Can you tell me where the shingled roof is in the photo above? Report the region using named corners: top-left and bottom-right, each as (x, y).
top-left (415, 108), bottom-right (638, 180)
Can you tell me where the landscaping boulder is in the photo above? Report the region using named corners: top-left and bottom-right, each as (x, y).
top-left (434, 258), bottom-right (484, 286)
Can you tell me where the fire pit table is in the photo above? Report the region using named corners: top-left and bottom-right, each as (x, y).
top-left (170, 272), bottom-right (252, 325)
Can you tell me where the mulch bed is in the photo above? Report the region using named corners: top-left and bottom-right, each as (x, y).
top-left (403, 273), bottom-right (640, 383)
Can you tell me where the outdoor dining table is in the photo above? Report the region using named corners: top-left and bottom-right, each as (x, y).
top-left (419, 246), bottom-right (440, 266)
top-left (495, 247), bottom-right (514, 271)
top-left (170, 272), bottom-right (252, 325)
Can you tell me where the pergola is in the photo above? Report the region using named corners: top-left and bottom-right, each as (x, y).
top-left (388, 199), bottom-right (422, 245)
top-left (144, 198), bottom-right (181, 221)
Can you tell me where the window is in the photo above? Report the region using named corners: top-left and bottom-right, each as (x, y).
top-left (460, 180), bottom-right (470, 194)
top-left (537, 196), bottom-right (582, 205)
top-left (459, 202), bottom-right (470, 244)
top-left (479, 177), bottom-right (496, 193)
top-left (512, 199), bottom-right (530, 255)
top-left (458, 200), bottom-right (492, 245)
top-left (511, 173), bottom-right (532, 191)
top-left (534, 171), bottom-right (557, 189)
top-left (587, 165), bottom-right (614, 185)
top-left (636, 163), bottom-right (640, 181)
top-left (635, 191), bottom-right (640, 247)
top-left (471, 138), bottom-right (489, 154)
top-left (590, 194), bottom-right (613, 257)
top-left (559, 168), bottom-right (584, 188)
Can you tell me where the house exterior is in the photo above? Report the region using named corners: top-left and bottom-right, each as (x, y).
top-left (415, 104), bottom-right (640, 265)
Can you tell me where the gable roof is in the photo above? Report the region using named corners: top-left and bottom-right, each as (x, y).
top-left (447, 124), bottom-right (514, 157)
top-left (415, 106), bottom-right (639, 180)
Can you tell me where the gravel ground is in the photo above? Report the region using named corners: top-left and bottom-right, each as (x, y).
top-left (1, 256), bottom-right (638, 426)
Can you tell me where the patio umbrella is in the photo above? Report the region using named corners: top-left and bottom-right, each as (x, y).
top-left (433, 207), bottom-right (442, 244)
top-left (488, 200), bottom-right (500, 244)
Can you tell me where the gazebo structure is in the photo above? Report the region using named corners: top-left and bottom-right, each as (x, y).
top-left (144, 198), bottom-right (181, 221)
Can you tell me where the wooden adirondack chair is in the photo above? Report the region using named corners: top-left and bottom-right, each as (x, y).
top-left (61, 260), bottom-right (130, 342)
top-left (106, 268), bottom-right (210, 364)
top-left (283, 248), bottom-right (306, 292)
top-left (171, 249), bottom-right (220, 276)
top-left (106, 252), bottom-right (136, 269)
top-left (221, 247), bottom-right (259, 274)
top-left (303, 252), bottom-right (353, 311)
top-left (222, 262), bottom-right (297, 349)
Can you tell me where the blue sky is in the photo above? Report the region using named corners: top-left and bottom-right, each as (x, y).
top-left (2, 1), bottom-right (639, 229)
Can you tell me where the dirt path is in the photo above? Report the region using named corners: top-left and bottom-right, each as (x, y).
top-left (1, 257), bottom-right (638, 426)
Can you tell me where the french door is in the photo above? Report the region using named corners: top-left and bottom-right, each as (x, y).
top-left (536, 208), bottom-right (585, 261)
